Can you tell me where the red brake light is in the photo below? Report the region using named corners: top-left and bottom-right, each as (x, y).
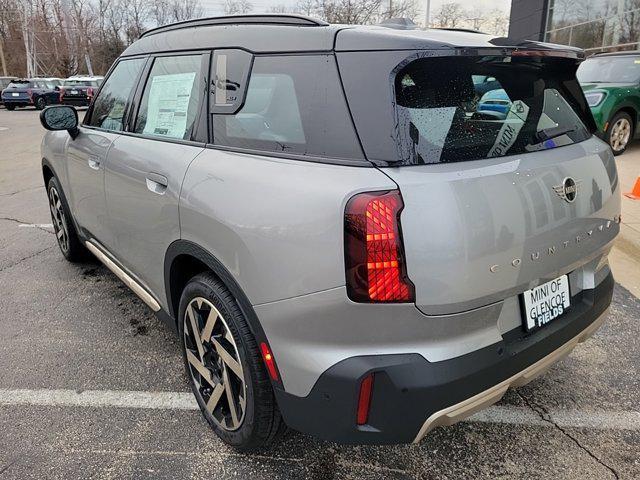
top-left (260, 342), bottom-right (279, 381)
top-left (59, 88), bottom-right (65, 102)
top-left (87, 87), bottom-right (94, 97)
top-left (356, 373), bottom-right (374, 425)
top-left (26, 88), bottom-right (32, 100)
top-left (344, 190), bottom-right (415, 303)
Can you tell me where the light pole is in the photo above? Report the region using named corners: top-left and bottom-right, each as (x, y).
top-left (425, 0), bottom-right (431, 28)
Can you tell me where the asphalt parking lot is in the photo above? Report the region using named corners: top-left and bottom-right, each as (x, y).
top-left (0, 107), bottom-right (639, 479)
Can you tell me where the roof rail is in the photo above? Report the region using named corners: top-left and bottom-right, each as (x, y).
top-left (431, 27), bottom-right (486, 35)
top-left (141, 14), bottom-right (329, 38)
top-left (593, 50), bottom-right (640, 56)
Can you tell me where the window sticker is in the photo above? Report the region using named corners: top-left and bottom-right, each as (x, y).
top-left (396, 106), bottom-right (456, 164)
top-left (143, 72), bottom-right (196, 138)
top-left (487, 100), bottom-right (529, 158)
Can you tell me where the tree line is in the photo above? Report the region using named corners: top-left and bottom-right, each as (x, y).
top-left (0, 0), bottom-right (508, 78)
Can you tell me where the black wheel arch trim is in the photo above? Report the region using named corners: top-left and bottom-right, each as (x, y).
top-left (41, 157), bottom-right (85, 240)
top-left (163, 239), bottom-right (282, 389)
top-left (609, 104), bottom-right (638, 130)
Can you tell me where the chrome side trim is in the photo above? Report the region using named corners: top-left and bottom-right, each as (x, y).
top-left (85, 240), bottom-right (161, 312)
top-left (413, 308), bottom-right (609, 443)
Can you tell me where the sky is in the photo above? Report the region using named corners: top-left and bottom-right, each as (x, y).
top-left (199, 0), bottom-right (513, 20)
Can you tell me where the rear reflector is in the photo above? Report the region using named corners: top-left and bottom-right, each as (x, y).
top-left (344, 190), bottom-right (415, 302)
top-left (356, 373), bottom-right (375, 425)
top-left (260, 342), bottom-right (279, 381)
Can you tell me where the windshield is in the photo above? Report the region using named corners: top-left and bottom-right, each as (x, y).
top-left (393, 56), bottom-right (591, 164)
top-left (577, 56), bottom-right (640, 83)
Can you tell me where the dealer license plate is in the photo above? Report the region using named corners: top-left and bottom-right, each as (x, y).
top-left (11, 92), bottom-right (18, 97)
top-left (71, 89), bottom-right (78, 94)
top-left (522, 275), bottom-right (570, 332)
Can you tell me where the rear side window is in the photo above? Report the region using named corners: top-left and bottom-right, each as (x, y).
top-left (86, 58), bottom-right (146, 132)
top-left (338, 52), bottom-right (594, 165)
top-left (134, 54), bottom-right (207, 140)
top-left (212, 54), bottom-right (363, 161)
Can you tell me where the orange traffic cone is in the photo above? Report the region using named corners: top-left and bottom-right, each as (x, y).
top-left (625, 177), bottom-right (640, 200)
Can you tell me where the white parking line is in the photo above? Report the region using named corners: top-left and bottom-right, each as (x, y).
top-left (18, 223), bottom-right (53, 229)
top-left (0, 388), bottom-right (198, 410)
top-left (0, 388), bottom-right (638, 431)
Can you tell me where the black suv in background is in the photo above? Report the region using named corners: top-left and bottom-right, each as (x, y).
top-left (1, 79), bottom-right (60, 110)
top-left (60, 76), bottom-right (103, 107)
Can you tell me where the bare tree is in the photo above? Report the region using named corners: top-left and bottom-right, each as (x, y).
top-left (224, 0), bottom-right (253, 15)
top-left (294, 0), bottom-right (314, 16)
top-left (122, 0), bottom-right (151, 42)
top-left (381, 0), bottom-right (417, 21)
top-left (484, 9), bottom-right (508, 36)
top-left (432, 2), bottom-right (465, 28)
top-left (268, 4), bottom-right (290, 13)
top-left (151, 0), bottom-right (171, 25)
top-left (314, 0), bottom-right (381, 24)
top-left (168, 0), bottom-right (204, 22)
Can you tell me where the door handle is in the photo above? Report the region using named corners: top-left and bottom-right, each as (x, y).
top-left (88, 157), bottom-right (101, 170)
top-left (145, 173), bottom-right (168, 195)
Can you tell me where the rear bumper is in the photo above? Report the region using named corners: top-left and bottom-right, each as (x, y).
top-left (2, 100), bottom-right (32, 107)
top-left (62, 97), bottom-right (90, 106)
top-left (274, 272), bottom-right (614, 444)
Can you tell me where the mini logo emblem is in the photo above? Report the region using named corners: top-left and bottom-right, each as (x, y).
top-left (553, 177), bottom-right (580, 203)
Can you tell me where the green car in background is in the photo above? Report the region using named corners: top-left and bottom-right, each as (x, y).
top-left (577, 51), bottom-right (640, 155)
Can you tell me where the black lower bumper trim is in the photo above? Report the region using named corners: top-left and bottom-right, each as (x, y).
top-left (274, 273), bottom-right (614, 444)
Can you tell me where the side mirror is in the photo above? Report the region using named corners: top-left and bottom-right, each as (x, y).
top-left (40, 105), bottom-right (79, 139)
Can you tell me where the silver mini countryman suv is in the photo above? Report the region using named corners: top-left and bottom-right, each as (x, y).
top-left (40, 15), bottom-right (621, 449)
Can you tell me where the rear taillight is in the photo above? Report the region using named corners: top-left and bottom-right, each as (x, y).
top-left (26, 89), bottom-right (33, 101)
top-left (344, 190), bottom-right (415, 303)
top-left (59, 88), bottom-right (65, 102)
top-left (87, 87), bottom-right (94, 97)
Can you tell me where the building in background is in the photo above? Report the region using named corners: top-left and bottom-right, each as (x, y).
top-left (509, 0), bottom-right (640, 55)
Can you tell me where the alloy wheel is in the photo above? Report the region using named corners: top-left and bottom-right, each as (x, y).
top-left (49, 186), bottom-right (69, 254)
top-left (610, 117), bottom-right (631, 152)
top-left (183, 297), bottom-right (247, 431)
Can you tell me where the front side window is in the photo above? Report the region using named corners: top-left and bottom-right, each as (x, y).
top-left (393, 56), bottom-right (592, 164)
top-left (134, 54), bottom-right (206, 140)
top-left (213, 55), bottom-right (363, 160)
top-left (86, 58), bottom-right (146, 132)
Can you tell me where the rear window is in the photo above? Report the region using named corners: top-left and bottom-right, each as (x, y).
top-left (394, 56), bottom-right (591, 164)
top-left (337, 52), bottom-right (594, 165)
top-left (7, 81), bottom-right (30, 89)
top-left (65, 80), bottom-right (95, 86)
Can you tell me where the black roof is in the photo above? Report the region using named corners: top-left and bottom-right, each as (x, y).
top-left (122, 14), bottom-right (584, 58)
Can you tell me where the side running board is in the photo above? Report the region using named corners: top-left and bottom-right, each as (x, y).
top-left (84, 241), bottom-right (161, 312)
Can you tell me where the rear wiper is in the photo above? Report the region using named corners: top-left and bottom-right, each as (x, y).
top-left (534, 125), bottom-right (575, 144)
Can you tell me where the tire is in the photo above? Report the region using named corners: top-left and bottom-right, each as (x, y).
top-left (606, 111), bottom-right (634, 155)
top-left (178, 272), bottom-right (286, 450)
top-left (5, 105), bottom-right (15, 111)
top-left (34, 96), bottom-right (46, 110)
top-left (46, 176), bottom-right (88, 262)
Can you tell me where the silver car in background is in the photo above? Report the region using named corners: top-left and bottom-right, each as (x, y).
top-left (39, 15), bottom-right (620, 450)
